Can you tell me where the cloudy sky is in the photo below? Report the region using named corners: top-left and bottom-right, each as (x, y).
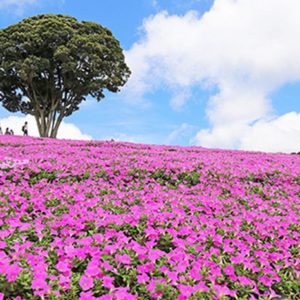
top-left (0, 0), bottom-right (300, 152)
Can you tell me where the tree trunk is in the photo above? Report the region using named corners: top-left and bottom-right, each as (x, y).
top-left (50, 113), bottom-right (64, 138)
top-left (34, 107), bottom-right (64, 138)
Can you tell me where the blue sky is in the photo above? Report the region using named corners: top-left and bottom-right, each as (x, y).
top-left (0, 0), bottom-right (300, 152)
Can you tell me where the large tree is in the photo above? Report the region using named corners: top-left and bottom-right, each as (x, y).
top-left (0, 14), bottom-right (130, 138)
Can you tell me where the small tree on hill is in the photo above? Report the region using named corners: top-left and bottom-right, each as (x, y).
top-left (0, 14), bottom-right (130, 138)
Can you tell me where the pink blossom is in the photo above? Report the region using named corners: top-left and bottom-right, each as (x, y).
top-left (258, 275), bottom-right (273, 287)
top-left (223, 265), bottom-right (235, 276)
top-left (137, 273), bottom-right (150, 284)
top-left (115, 253), bottom-right (131, 265)
top-left (238, 276), bottom-right (254, 286)
top-left (102, 275), bottom-right (114, 289)
top-left (31, 277), bottom-right (50, 291)
top-left (6, 263), bottom-right (21, 282)
top-left (102, 261), bottom-right (114, 271)
top-left (177, 284), bottom-right (194, 298)
top-left (79, 291), bottom-right (96, 300)
top-left (137, 262), bottom-right (155, 273)
top-left (194, 281), bottom-right (209, 292)
top-left (64, 245), bottom-right (77, 257)
top-left (56, 261), bottom-right (70, 273)
top-left (79, 274), bottom-right (94, 291)
top-left (85, 260), bottom-right (101, 277)
top-left (0, 241), bottom-right (6, 249)
top-left (58, 275), bottom-right (71, 289)
top-left (214, 284), bottom-right (236, 297)
top-left (148, 249), bottom-right (163, 261)
top-left (98, 295), bottom-right (113, 300)
top-left (0, 136), bottom-right (299, 299)
top-left (113, 287), bottom-right (137, 300)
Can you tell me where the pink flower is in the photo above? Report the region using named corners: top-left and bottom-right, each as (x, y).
top-left (85, 261), bottom-right (101, 277)
top-left (64, 245), bottom-right (77, 256)
top-left (79, 291), bottom-right (96, 300)
top-left (177, 284), bottom-right (194, 298)
top-left (137, 262), bottom-right (155, 273)
top-left (214, 284), bottom-right (236, 297)
top-left (115, 253), bottom-right (131, 265)
top-left (58, 275), bottom-right (71, 289)
top-left (137, 273), bottom-right (150, 284)
top-left (223, 243), bottom-right (235, 253)
top-left (223, 265), bottom-right (235, 276)
top-left (93, 233), bottom-right (103, 243)
top-left (102, 275), bottom-right (114, 289)
top-left (165, 270), bottom-right (178, 283)
top-left (98, 295), bottom-right (113, 300)
top-left (79, 274), bottom-right (94, 291)
top-left (147, 280), bottom-right (157, 292)
top-left (258, 275), bottom-right (273, 287)
top-left (0, 241), bottom-right (6, 249)
top-left (56, 261), bottom-right (70, 273)
top-left (194, 281), bottom-right (209, 292)
top-left (6, 263), bottom-right (21, 282)
top-left (113, 287), bottom-right (137, 300)
top-left (231, 254), bottom-right (244, 264)
top-left (31, 277), bottom-right (50, 291)
top-left (1, 132), bottom-right (300, 299)
top-left (148, 249), bottom-right (163, 261)
top-left (177, 295), bottom-right (188, 300)
top-left (102, 261), bottom-right (114, 271)
top-left (238, 276), bottom-right (253, 286)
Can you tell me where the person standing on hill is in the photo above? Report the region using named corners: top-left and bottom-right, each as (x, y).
top-left (22, 121), bottom-right (28, 136)
top-left (0, 125), bottom-right (2, 135)
top-left (5, 127), bottom-right (10, 135)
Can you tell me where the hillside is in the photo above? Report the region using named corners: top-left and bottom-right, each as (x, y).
top-left (0, 136), bottom-right (299, 299)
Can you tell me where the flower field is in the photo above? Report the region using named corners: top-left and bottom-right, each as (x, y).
top-left (0, 136), bottom-right (299, 300)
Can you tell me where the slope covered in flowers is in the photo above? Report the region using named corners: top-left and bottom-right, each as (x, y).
top-left (0, 136), bottom-right (299, 300)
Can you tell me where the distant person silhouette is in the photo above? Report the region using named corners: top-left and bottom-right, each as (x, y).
top-left (10, 129), bottom-right (14, 135)
top-left (22, 121), bottom-right (28, 136)
top-left (5, 128), bottom-right (10, 135)
top-left (0, 126), bottom-right (2, 135)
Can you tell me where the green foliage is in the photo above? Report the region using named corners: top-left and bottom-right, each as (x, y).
top-left (154, 282), bottom-right (179, 299)
top-left (0, 272), bottom-right (33, 300)
top-left (94, 170), bottom-right (110, 181)
top-left (27, 169), bottom-right (58, 185)
top-left (177, 170), bottom-right (200, 186)
top-left (0, 14), bottom-right (131, 137)
top-left (155, 233), bottom-right (175, 253)
top-left (273, 267), bottom-right (300, 298)
top-left (44, 198), bottom-right (61, 208)
top-left (150, 168), bottom-right (200, 187)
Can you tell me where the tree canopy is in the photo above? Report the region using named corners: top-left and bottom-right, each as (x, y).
top-left (0, 14), bottom-right (131, 137)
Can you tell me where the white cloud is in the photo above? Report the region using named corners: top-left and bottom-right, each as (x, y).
top-left (0, 0), bottom-right (64, 15)
top-left (166, 123), bottom-right (196, 144)
top-left (0, 115), bottom-right (92, 140)
top-left (195, 112), bottom-right (300, 153)
top-left (125, 0), bottom-right (300, 152)
top-left (170, 90), bottom-right (191, 110)
top-left (193, 122), bottom-right (249, 150)
top-left (151, 0), bottom-right (159, 9)
top-left (240, 112), bottom-right (300, 153)
top-left (102, 132), bottom-right (155, 144)
top-left (0, 0), bottom-right (38, 14)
